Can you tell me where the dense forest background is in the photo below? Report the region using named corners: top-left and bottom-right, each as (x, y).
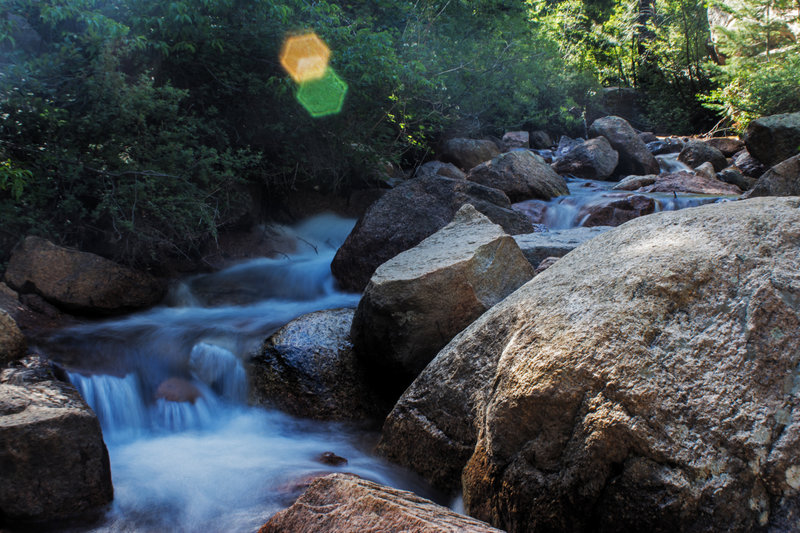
top-left (0, 0), bottom-right (798, 269)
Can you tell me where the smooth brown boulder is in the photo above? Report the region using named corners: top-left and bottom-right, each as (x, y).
top-left (612, 174), bottom-right (657, 191)
top-left (380, 197), bottom-right (800, 532)
top-left (638, 172), bottom-right (742, 195)
top-left (0, 310), bottom-right (26, 366)
top-left (259, 473), bottom-right (502, 533)
top-left (0, 356), bottom-right (113, 522)
top-left (704, 137), bottom-right (744, 157)
top-left (248, 308), bottom-right (385, 420)
top-left (551, 136), bottom-right (619, 180)
top-left (440, 138), bottom-right (501, 171)
top-left (588, 116), bottom-right (659, 177)
top-left (745, 111), bottom-right (800, 167)
top-left (467, 150), bottom-right (568, 202)
top-left (4, 237), bottom-right (165, 314)
top-left (678, 140), bottom-right (728, 172)
top-left (330, 175), bottom-right (534, 292)
top-left (352, 205), bottom-right (534, 396)
top-left (745, 154), bottom-right (800, 198)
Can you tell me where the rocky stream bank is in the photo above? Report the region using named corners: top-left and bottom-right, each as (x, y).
top-left (2, 112), bottom-right (800, 531)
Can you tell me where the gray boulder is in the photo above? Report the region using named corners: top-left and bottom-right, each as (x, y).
top-left (718, 166), bottom-right (756, 191)
top-left (678, 140), bottom-right (728, 172)
top-left (352, 205), bottom-right (534, 396)
top-left (440, 138), bottom-right (501, 171)
top-left (529, 130), bottom-right (553, 149)
top-left (638, 172), bottom-right (742, 195)
top-left (745, 111), bottom-right (800, 167)
top-left (704, 137), bottom-right (744, 157)
top-left (733, 149), bottom-right (767, 178)
top-left (467, 150), bottom-right (568, 202)
top-left (612, 175), bottom-right (657, 191)
top-left (501, 131), bottom-right (529, 151)
top-left (331, 175), bottom-right (534, 292)
top-left (0, 356), bottom-right (113, 522)
top-left (745, 154), bottom-right (800, 198)
top-left (513, 227), bottom-right (613, 270)
top-left (380, 197), bottom-right (800, 532)
top-left (414, 160), bottom-right (466, 181)
top-left (589, 116), bottom-right (660, 177)
top-left (551, 137), bottom-right (619, 180)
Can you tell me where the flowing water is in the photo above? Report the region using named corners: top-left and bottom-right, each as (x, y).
top-left (37, 214), bottom-right (434, 532)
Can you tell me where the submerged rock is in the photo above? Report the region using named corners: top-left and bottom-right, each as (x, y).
top-left (0, 356), bottom-right (113, 523)
top-left (352, 205), bottom-right (534, 397)
top-left (589, 116), bottom-right (659, 177)
top-left (249, 308), bottom-right (385, 421)
top-left (4, 237), bottom-right (165, 315)
top-left (331, 175), bottom-right (534, 292)
top-left (467, 150), bottom-right (569, 202)
top-left (259, 473), bottom-right (502, 533)
top-left (745, 154), bottom-right (800, 198)
top-left (380, 197), bottom-right (800, 532)
top-left (745, 111), bottom-right (800, 167)
top-left (440, 138), bottom-right (501, 171)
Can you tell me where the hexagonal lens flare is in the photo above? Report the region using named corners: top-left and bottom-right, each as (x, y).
top-left (280, 33), bottom-right (331, 83)
top-left (296, 67), bottom-right (348, 118)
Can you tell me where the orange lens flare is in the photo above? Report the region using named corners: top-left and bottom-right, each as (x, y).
top-left (279, 33), bottom-right (331, 83)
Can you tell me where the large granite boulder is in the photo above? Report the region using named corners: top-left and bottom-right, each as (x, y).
top-left (745, 111), bottom-right (800, 167)
top-left (380, 197), bottom-right (800, 532)
top-left (259, 473), bottom-right (502, 533)
top-left (440, 138), bottom-right (501, 171)
top-left (331, 175), bottom-right (534, 292)
top-left (513, 226), bottom-right (613, 270)
top-left (704, 137), bottom-right (744, 157)
top-left (588, 116), bottom-right (659, 177)
top-left (351, 205), bottom-right (534, 396)
top-left (467, 150), bottom-right (568, 202)
top-left (248, 308), bottom-right (385, 421)
top-left (4, 237), bottom-right (165, 315)
top-left (0, 310), bottom-right (26, 366)
top-left (637, 172), bottom-right (742, 195)
top-left (551, 136), bottom-right (619, 180)
top-left (678, 140), bottom-right (728, 172)
top-left (0, 357), bottom-right (113, 523)
top-left (745, 154), bottom-right (800, 198)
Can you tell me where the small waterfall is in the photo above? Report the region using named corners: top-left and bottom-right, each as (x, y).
top-left (656, 153), bottom-right (694, 174)
top-left (71, 373), bottom-right (148, 440)
top-left (189, 342), bottom-right (247, 403)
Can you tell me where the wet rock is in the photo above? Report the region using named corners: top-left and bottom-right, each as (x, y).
top-left (733, 148), bottom-right (767, 178)
top-left (259, 473), bottom-right (503, 533)
top-left (704, 136), bottom-right (744, 157)
top-left (638, 131), bottom-right (658, 144)
top-left (352, 205), bottom-right (534, 397)
top-left (0, 310), bottom-right (26, 367)
top-left (440, 138), bottom-right (501, 171)
top-left (317, 452), bottom-right (348, 466)
top-left (745, 111), bottom-right (800, 167)
top-left (551, 136), bottom-right (619, 180)
top-left (0, 356), bottom-right (113, 523)
top-left (249, 308), bottom-right (384, 420)
top-left (638, 171), bottom-right (742, 195)
top-left (678, 140), bottom-right (728, 172)
top-left (589, 116), bottom-right (660, 177)
top-left (529, 130), bottom-right (553, 149)
top-left (513, 226), bottom-right (613, 270)
top-left (0, 283), bottom-right (71, 337)
top-left (533, 256), bottom-right (560, 275)
top-left (576, 194), bottom-right (656, 227)
top-left (718, 166), bottom-right (756, 191)
top-left (501, 131), bottom-right (529, 151)
top-left (331, 175), bottom-right (534, 292)
top-left (694, 161), bottom-right (717, 180)
top-left (467, 150), bottom-right (568, 202)
top-left (745, 154), bottom-right (800, 198)
top-left (155, 378), bottom-right (202, 404)
top-left (646, 138), bottom-right (684, 155)
top-left (4, 237), bottom-right (165, 315)
top-left (612, 174), bottom-right (657, 191)
top-left (414, 160), bottom-right (466, 180)
top-left (381, 197), bottom-right (800, 532)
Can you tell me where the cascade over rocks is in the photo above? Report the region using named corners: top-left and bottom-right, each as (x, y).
top-left (351, 205), bottom-right (534, 396)
top-left (331, 175), bottom-right (534, 292)
top-left (588, 116), bottom-right (660, 177)
top-left (4, 237), bottom-right (165, 315)
top-left (440, 138), bottom-right (501, 171)
top-left (259, 473), bottom-right (503, 533)
top-left (575, 194), bottom-right (656, 227)
top-left (513, 226), bottom-right (613, 270)
top-left (551, 136), bottom-right (619, 180)
top-left (637, 171), bottom-right (742, 195)
top-left (745, 111), bottom-right (800, 167)
top-left (248, 308), bottom-right (385, 421)
top-left (678, 140), bottom-right (728, 172)
top-left (467, 150), bottom-right (569, 202)
top-left (744, 154), bottom-right (800, 198)
top-left (0, 310), bottom-right (26, 366)
top-left (379, 197), bottom-right (800, 532)
top-left (0, 356), bottom-right (113, 523)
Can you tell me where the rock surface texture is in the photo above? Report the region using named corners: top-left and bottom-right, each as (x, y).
top-left (745, 111), bottom-right (800, 167)
top-left (440, 138), bottom-right (501, 171)
top-left (4, 237), bottom-right (164, 314)
top-left (745, 154), bottom-right (800, 198)
top-left (0, 357), bottom-right (113, 523)
top-left (415, 160), bottom-right (466, 181)
top-left (380, 197), bottom-right (800, 533)
top-left (259, 473), bottom-right (503, 533)
top-left (0, 310), bottom-right (26, 366)
top-left (678, 140), bottom-right (728, 171)
top-left (352, 205), bottom-right (534, 395)
top-left (467, 150), bottom-right (568, 202)
top-left (248, 308), bottom-right (385, 420)
top-left (513, 226), bottom-right (613, 270)
top-left (588, 116), bottom-right (660, 177)
top-left (551, 136), bottom-right (619, 180)
top-left (331, 175), bottom-right (534, 292)
top-left (637, 172), bottom-right (742, 195)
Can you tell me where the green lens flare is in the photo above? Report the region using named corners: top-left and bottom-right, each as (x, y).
top-left (295, 67), bottom-right (348, 118)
